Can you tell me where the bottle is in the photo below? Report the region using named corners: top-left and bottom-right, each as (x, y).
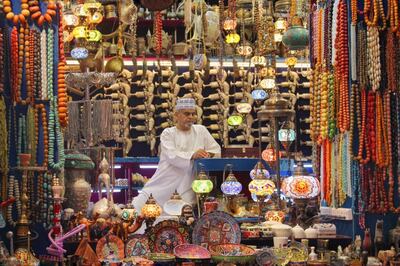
top-left (309, 246), bottom-right (318, 261)
top-left (362, 228), bottom-right (372, 255)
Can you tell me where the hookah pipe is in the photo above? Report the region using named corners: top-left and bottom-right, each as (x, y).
top-left (46, 224), bottom-right (86, 258)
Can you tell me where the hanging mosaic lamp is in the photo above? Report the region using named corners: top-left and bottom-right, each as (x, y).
top-left (251, 89), bottom-right (268, 101)
top-left (221, 167), bottom-right (242, 196)
top-left (248, 162), bottom-right (276, 200)
top-left (141, 194), bottom-right (162, 219)
top-left (192, 164), bottom-right (213, 194)
top-left (282, 162), bottom-right (320, 199)
top-left (249, 161), bottom-right (270, 180)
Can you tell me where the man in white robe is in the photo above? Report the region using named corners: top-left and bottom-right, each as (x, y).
top-left (132, 98), bottom-right (221, 215)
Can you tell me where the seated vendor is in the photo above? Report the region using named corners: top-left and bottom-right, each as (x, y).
top-left (132, 97), bottom-right (221, 216)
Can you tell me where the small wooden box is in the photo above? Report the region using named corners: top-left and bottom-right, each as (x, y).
top-left (222, 146), bottom-right (259, 158)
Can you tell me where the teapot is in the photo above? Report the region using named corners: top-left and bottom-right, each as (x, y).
top-left (292, 224), bottom-right (306, 239)
top-left (305, 226), bottom-right (318, 238)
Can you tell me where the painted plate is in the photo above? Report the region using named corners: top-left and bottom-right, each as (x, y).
top-left (173, 244), bottom-right (211, 259)
top-left (192, 211), bottom-right (241, 249)
top-left (147, 220), bottom-right (190, 254)
top-left (125, 234), bottom-right (150, 257)
top-left (96, 234), bottom-right (125, 262)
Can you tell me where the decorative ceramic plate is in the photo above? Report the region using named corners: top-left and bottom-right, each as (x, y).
top-left (125, 234), bottom-right (150, 257)
top-left (147, 220), bottom-right (190, 254)
top-left (256, 248), bottom-right (275, 266)
top-left (173, 244), bottom-right (211, 259)
top-left (96, 234), bottom-right (125, 262)
top-left (192, 211), bottom-right (241, 249)
top-left (209, 243), bottom-right (255, 264)
top-left (146, 252), bottom-right (175, 262)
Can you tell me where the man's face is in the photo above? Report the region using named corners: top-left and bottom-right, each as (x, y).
top-left (175, 109), bottom-right (197, 131)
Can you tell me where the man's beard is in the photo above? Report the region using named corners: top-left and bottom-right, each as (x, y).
top-left (184, 122), bottom-right (194, 128)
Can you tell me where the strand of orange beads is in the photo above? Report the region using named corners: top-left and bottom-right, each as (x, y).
top-left (35, 104), bottom-right (48, 167)
top-left (154, 11), bottom-right (163, 56)
top-left (376, 0), bottom-right (387, 30)
top-left (351, 0), bottom-right (358, 24)
top-left (364, 0), bottom-right (378, 26)
top-left (388, 0), bottom-right (399, 32)
top-left (57, 2), bottom-right (68, 127)
top-left (3, 0), bottom-right (30, 25)
top-left (15, 24), bottom-right (32, 105)
top-left (29, 0), bottom-right (57, 26)
top-left (375, 93), bottom-right (384, 166)
top-left (10, 27), bottom-right (18, 103)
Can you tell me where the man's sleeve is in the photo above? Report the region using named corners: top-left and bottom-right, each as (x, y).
top-left (160, 129), bottom-right (194, 169)
top-left (202, 126), bottom-right (222, 158)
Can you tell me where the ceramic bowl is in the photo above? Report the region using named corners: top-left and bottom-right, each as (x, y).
top-left (173, 244), bottom-right (211, 260)
top-left (209, 244), bottom-right (255, 264)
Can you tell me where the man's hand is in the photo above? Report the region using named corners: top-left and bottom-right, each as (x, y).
top-left (191, 149), bottom-right (210, 159)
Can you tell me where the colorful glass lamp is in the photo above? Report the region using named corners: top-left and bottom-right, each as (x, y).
top-left (141, 194), bottom-right (162, 228)
top-left (192, 163), bottom-right (213, 217)
top-left (282, 162), bottom-right (320, 199)
top-left (248, 167), bottom-right (276, 218)
top-left (282, 162), bottom-right (320, 226)
top-left (221, 165), bottom-right (242, 196)
top-left (192, 169), bottom-right (213, 195)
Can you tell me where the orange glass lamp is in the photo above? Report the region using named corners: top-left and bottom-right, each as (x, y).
top-left (141, 194), bottom-right (162, 228)
top-left (282, 162), bottom-right (320, 226)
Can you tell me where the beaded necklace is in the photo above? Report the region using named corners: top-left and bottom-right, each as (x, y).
top-left (357, 26), bottom-right (368, 89)
top-left (386, 31), bottom-right (397, 93)
top-left (0, 97), bottom-right (8, 202)
top-left (57, 3), bottom-right (68, 128)
top-left (0, 28), bottom-right (4, 94)
top-left (333, 0), bottom-right (349, 132)
top-left (46, 28), bottom-right (65, 172)
top-left (26, 106), bottom-right (36, 165)
top-left (40, 30), bottom-right (48, 100)
top-left (367, 92), bottom-right (376, 162)
top-left (388, 0), bottom-right (399, 32)
top-left (29, 0), bottom-right (57, 26)
top-left (33, 29), bottom-right (42, 99)
top-left (6, 176), bottom-right (20, 226)
top-left (389, 93), bottom-right (400, 212)
top-left (16, 25), bottom-right (32, 105)
top-left (327, 72), bottom-right (336, 139)
top-left (3, 0), bottom-right (30, 25)
top-left (35, 104), bottom-right (48, 167)
top-left (366, 26), bottom-right (381, 92)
